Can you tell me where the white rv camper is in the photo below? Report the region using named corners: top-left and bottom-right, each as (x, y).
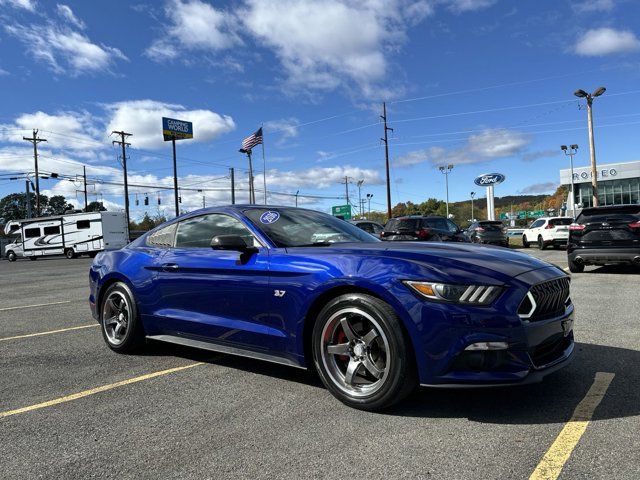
top-left (3, 211), bottom-right (129, 261)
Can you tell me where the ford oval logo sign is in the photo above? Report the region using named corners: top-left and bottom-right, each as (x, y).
top-left (474, 173), bottom-right (505, 186)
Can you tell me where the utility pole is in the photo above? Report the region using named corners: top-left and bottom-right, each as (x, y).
top-left (367, 193), bottom-right (373, 218)
top-left (111, 130), bottom-right (132, 226)
top-left (357, 180), bottom-right (364, 217)
top-left (295, 190), bottom-right (299, 207)
top-left (25, 180), bottom-right (32, 218)
top-left (230, 167), bottom-right (236, 204)
top-left (381, 102), bottom-right (394, 220)
top-left (83, 165), bottom-right (88, 212)
top-left (343, 176), bottom-right (350, 205)
top-left (23, 129), bottom-right (46, 216)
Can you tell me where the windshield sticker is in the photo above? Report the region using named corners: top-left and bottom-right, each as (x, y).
top-left (260, 211), bottom-right (280, 224)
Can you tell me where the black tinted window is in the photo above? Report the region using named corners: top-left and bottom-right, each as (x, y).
top-left (44, 226), bottom-right (60, 235)
top-left (25, 227), bottom-right (40, 238)
top-left (423, 218), bottom-right (448, 230)
top-left (478, 221), bottom-right (503, 231)
top-left (77, 220), bottom-right (90, 229)
top-left (385, 218), bottom-right (419, 231)
top-left (175, 214), bottom-right (255, 248)
top-left (577, 206), bottom-right (640, 224)
top-left (549, 218), bottom-right (573, 226)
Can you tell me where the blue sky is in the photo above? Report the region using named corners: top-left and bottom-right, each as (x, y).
top-left (1, 0), bottom-right (640, 218)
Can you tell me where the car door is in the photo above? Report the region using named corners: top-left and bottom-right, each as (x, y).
top-left (153, 213), bottom-right (276, 351)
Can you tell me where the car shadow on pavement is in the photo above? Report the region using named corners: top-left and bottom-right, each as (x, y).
top-left (146, 340), bottom-right (638, 422)
top-left (584, 265), bottom-right (640, 274)
top-left (390, 342), bottom-right (640, 423)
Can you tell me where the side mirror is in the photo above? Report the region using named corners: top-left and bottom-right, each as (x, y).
top-left (210, 235), bottom-right (258, 255)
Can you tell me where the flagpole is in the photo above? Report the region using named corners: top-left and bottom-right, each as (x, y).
top-left (247, 149), bottom-right (255, 204)
top-left (261, 124), bottom-right (267, 205)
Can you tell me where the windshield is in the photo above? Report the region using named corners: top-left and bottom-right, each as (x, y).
top-left (243, 208), bottom-right (380, 247)
top-left (549, 218), bottom-right (573, 226)
top-left (478, 221), bottom-right (503, 231)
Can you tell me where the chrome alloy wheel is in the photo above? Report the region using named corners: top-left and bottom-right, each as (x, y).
top-left (102, 291), bottom-right (131, 346)
top-left (320, 307), bottom-right (390, 397)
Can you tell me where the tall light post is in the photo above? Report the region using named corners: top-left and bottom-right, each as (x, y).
top-left (574, 87), bottom-right (605, 207)
top-left (439, 164), bottom-right (454, 217)
top-left (295, 190), bottom-right (300, 207)
top-left (561, 144), bottom-right (578, 218)
top-left (366, 193), bottom-right (373, 218)
top-left (470, 191), bottom-right (476, 221)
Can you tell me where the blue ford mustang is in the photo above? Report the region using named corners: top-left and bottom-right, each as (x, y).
top-left (90, 206), bottom-right (574, 410)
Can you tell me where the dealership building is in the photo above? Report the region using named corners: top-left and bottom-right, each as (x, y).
top-left (559, 160), bottom-right (640, 210)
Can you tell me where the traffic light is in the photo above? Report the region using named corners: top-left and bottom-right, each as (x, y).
top-left (178, 196), bottom-right (182, 203)
top-left (144, 196), bottom-right (149, 206)
top-left (157, 196), bottom-right (161, 205)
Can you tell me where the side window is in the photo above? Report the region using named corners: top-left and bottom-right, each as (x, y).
top-left (530, 220), bottom-right (543, 229)
top-left (44, 226), bottom-right (60, 235)
top-left (24, 227), bottom-right (41, 238)
top-left (372, 224), bottom-right (383, 234)
top-left (359, 223), bottom-right (374, 234)
top-left (175, 214), bottom-right (256, 249)
top-left (446, 220), bottom-right (459, 233)
top-left (77, 220), bottom-right (90, 229)
top-left (147, 223), bottom-right (177, 248)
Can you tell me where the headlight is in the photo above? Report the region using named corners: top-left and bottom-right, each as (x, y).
top-left (404, 281), bottom-right (502, 305)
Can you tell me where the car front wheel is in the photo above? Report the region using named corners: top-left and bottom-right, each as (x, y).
top-left (312, 293), bottom-right (417, 411)
top-left (100, 282), bottom-right (144, 353)
top-left (7, 251), bottom-right (16, 262)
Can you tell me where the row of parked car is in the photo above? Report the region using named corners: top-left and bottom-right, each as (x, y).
top-left (350, 204), bottom-right (640, 273)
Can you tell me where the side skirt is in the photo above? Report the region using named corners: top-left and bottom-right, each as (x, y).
top-left (146, 334), bottom-right (307, 370)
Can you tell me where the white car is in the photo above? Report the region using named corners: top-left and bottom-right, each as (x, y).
top-left (522, 217), bottom-right (573, 250)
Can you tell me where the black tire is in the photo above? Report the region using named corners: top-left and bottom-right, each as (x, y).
top-left (311, 293), bottom-right (417, 411)
top-left (88, 252), bottom-right (98, 258)
top-left (538, 236), bottom-right (547, 250)
top-left (522, 235), bottom-right (530, 248)
top-left (100, 282), bottom-right (145, 353)
top-left (568, 257), bottom-right (585, 273)
top-left (7, 251), bottom-right (16, 262)
top-left (65, 248), bottom-right (76, 259)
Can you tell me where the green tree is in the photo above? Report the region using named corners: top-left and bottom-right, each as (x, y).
top-left (46, 195), bottom-right (74, 215)
top-left (86, 201), bottom-right (106, 212)
top-left (0, 192), bottom-right (49, 222)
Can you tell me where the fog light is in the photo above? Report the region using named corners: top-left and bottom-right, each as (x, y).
top-left (465, 341), bottom-right (509, 351)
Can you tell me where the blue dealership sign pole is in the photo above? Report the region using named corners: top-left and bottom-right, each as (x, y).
top-left (172, 136), bottom-right (179, 217)
top-left (162, 117), bottom-right (193, 218)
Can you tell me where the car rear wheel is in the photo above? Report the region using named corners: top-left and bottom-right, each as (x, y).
top-left (522, 235), bottom-right (530, 248)
top-left (65, 248), bottom-right (76, 259)
top-left (568, 257), bottom-right (584, 273)
top-left (7, 251), bottom-right (16, 262)
top-left (312, 293), bottom-right (417, 411)
top-left (100, 282), bottom-right (144, 353)
top-left (538, 236), bottom-right (547, 250)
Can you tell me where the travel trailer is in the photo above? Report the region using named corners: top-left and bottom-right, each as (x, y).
top-left (4, 211), bottom-right (128, 261)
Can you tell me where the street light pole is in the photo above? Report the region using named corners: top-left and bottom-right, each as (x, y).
top-left (439, 164), bottom-right (454, 217)
top-left (574, 87), bottom-right (605, 207)
top-left (470, 191), bottom-right (476, 221)
top-left (561, 145), bottom-right (579, 218)
top-left (366, 193), bottom-right (373, 218)
top-left (357, 180), bottom-right (364, 217)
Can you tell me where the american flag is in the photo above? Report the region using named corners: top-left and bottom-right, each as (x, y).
top-left (241, 127), bottom-right (263, 152)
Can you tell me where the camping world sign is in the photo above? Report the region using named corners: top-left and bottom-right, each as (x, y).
top-left (162, 117), bottom-right (193, 141)
top-left (474, 173), bottom-right (506, 187)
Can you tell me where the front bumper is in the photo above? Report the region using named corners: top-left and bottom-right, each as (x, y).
top-left (568, 247), bottom-right (640, 265)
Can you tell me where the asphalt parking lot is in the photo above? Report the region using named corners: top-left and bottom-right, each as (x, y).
top-left (1, 250), bottom-right (639, 479)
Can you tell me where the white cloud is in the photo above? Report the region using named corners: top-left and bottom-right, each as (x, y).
top-left (263, 165), bottom-right (382, 189)
top-left (444, 0), bottom-right (497, 13)
top-left (574, 27), bottom-right (640, 56)
top-left (519, 182), bottom-right (558, 194)
top-left (104, 100), bottom-right (235, 149)
top-left (395, 128), bottom-right (531, 167)
top-left (572, 0), bottom-right (614, 13)
top-left (4, 18), bottom-right (128, 76)
top-left (240, 0), bottom-right (431, 94)
top-left (0, 0), bottom-right (35, 11)
top-left (0, 67), bottom-right (8, 76)
top-left (145, 0), bottom-right (241, 61)
top-left (264, 118), bottom-right (299, 146)
top-left (56, 4), bottom-right (86, 29)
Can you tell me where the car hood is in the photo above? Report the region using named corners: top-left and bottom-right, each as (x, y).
top-left (286, 242), bottom-right (556, 282)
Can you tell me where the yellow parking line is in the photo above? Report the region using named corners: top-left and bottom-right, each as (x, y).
top-left (0, 300), bottom-right (72, 312)
top-left (529, 372), bottom-right (615, 480)
top-left (0, 324), bottom-right (99, 342)
top-left (0, 363), bottom-right (204, 419)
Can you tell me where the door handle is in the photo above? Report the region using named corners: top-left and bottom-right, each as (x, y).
top-left (161, 263), bottom-right (180, 272)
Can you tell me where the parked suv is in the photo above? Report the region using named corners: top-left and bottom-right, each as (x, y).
top-left (567, 205), bottom-right (640, 272)
top-left (465, 220), bottom-right (508, 247)
top-left (522, 217), bottom-right (573, 250)
top-left (349, 220), bottom-right (384, 236)
top-left (381, 216), bottom-right (468, 242)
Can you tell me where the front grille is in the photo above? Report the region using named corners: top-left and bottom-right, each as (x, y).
top-left (518, 276), bottom-right (570, 321)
